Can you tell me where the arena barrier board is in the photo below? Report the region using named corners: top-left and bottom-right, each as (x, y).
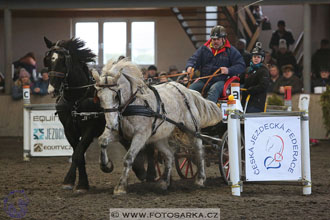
top-left (23, 103), bottom-right (73, 161)
top-left (226, 93), bottom-right (311, 196)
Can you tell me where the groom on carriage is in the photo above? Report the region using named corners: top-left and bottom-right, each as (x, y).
top-left (186, 25), bottom-right (246, 103)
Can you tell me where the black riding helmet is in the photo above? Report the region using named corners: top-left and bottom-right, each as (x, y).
top-left (251, 42), bottom-right (265, 61)
top-left (210, 25), bottom-right (227, 39)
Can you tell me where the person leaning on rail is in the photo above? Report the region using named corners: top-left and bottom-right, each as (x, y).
top-left (185, 25), bottom-right (245, 103)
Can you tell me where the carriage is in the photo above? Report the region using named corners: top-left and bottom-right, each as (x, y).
top-left (44, 37), bottom-right (245, 194)
top-left (154, 75), bottom-right (244, 185)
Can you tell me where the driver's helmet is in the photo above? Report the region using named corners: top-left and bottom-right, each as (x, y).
top-left (210, 25), bottom-right (227, 39)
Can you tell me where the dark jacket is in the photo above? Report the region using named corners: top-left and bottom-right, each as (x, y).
top-left (186, 40), bottom-right (245, 84)
top-left (12, 84), bottom-right (23, 100)
top-left (311, 48), bottom-right (330, 78)
top-left (275, 51), bottom-right (298, 74)
top-left (273, 75), bottom-right (303, 94)
top-left (268, 76), bottom-right (283, 93)
top-left (238, 49), bottom-right (252, 67)
top-left (240, 64), bottom-right (270, 111)
top-left (269, 30), bottom-right (295, 49)
top-left (311, 77), bottom-right (330, 92)
top-left (13, 61), bottom-right (39, 82)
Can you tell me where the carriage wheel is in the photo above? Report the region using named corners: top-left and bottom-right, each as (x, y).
top-left (219, 131), bottom-right (245, 185)
top-left (174, 147), bottom-right (198, 179)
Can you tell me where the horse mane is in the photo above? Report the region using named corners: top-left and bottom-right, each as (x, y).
top-left (61, 38), bottom-right (96, 64)
top-left (101, 59), bottom-right (147, 91)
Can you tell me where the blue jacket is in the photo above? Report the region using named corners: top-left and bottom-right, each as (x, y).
top-left (186, 40), bottom-right (246, 83)
top-left (32, 79), bottom-right (49, 95)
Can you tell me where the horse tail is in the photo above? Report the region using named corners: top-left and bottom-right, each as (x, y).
top-left (174, 83), bottom-right (222, 128)
top-left (192, 93), bottom-right (223, 128)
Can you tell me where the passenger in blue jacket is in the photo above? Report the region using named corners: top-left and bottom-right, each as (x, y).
top-left (186, 25), bottom-right (245, 103)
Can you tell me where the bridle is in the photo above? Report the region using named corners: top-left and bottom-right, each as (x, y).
top-left (97, 83), bottom-right (122, 113)
top-left (46, 43), bottom-right (95, 96)
top-left (96, 74), bottom-right (141, 134)
top-left (47, 45), bottom-right (71, 81)
top-left (96, 78), bottom-right (139, 114)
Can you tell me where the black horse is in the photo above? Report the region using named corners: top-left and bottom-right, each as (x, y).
top-left (43, 37), bottom-right (148, 192)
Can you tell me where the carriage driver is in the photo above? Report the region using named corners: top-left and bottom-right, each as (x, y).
top-left (186, 25), bottom-right (246, 103)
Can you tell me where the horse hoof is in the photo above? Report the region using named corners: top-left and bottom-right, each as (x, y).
top-left (100, 162), bottom-right (114, 173)
top-left (135, 172), bottom-right (146, 182)
top-left (157, 180), bottom-right (169, 191)
top-left (75, 189), bottom-right (88, 194)
top-left (62, 184), bottom-right (74, 190)
top-left (195, 178), bottom-right (205, 187)
top-left (113, 186), bottom-right (127, 195)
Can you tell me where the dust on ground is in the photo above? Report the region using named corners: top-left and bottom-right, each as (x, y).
top-left (0, 137), bottom-right (329, 220)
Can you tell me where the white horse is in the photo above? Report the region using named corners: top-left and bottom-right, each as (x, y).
top-left (92, 59), bottom-right (222, 195)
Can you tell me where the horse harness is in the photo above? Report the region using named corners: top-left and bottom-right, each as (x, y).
top-left (101, 80), bottom-right (200, 139)
top-left (46, 42), bottom-right (101, 121)
top-left (47, 44), bottom-right (200, 139)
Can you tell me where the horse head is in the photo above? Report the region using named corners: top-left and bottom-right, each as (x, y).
top-left (43, 37), bottom-right (95, 97)
top-left (92, 66), bottom-right (121, 144)
top-left (44, 37), bottom-right (71, 96)
top-left (92, 58), bottom-right (145, 145)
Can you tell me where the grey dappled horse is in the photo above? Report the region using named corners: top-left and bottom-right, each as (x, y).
top-left (93, 59), bottom-right (222, 195)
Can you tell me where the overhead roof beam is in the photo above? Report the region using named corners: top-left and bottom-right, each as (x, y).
top-left (1, 0), bottom-right (330, 10)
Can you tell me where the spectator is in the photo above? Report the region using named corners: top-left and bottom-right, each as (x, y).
top-left (13, 52), bottom-right (40, 82)
top-left (186, 25), bottom-right (245, 103)
top-left (263, 51), bottom-right (277, 68)
top-left (177, 75), bottom-right (189, 87)
top-left (32, 68), bottom-right (49, 96)
top-left (0, 72), bottom-right (4, 93)
top-left (273, 64), bottom-right (303, 95)
top-left (240, 44), bottom-right (270, 113)
top-left (245, 5), bottom-right (269, 43)
top-left (168, 65), bottom-right (179, 81)
top-left (312, 67), bottom-right (330, 93)
top-left (267, 65), bottom-right (282, 93)
top-left (311, 39), bottom-right (330, 78)
top-left (236, 38), bottom-right (251, 67)
top-left (251, 5), bottom-right (270, 30)
top-left (158, 71), bottom-right (170, 84)
top-left (117, 55), bottom-right (125, 62)
top-left (141, 67), bottom-right (148, 81)
top-left (269, 20), bottom-right (295, 56)
top-left (146, 65), bottom-right (159, 85)
top-left (12, 68), bottom-right (32, 100)
top-left (275, 39), bottom-right (298, 76)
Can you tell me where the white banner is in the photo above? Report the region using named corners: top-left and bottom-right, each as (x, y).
top-left (244, 116), bottom-right (301, 181)
top-left (30, 110), bottom-right (73, 156)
